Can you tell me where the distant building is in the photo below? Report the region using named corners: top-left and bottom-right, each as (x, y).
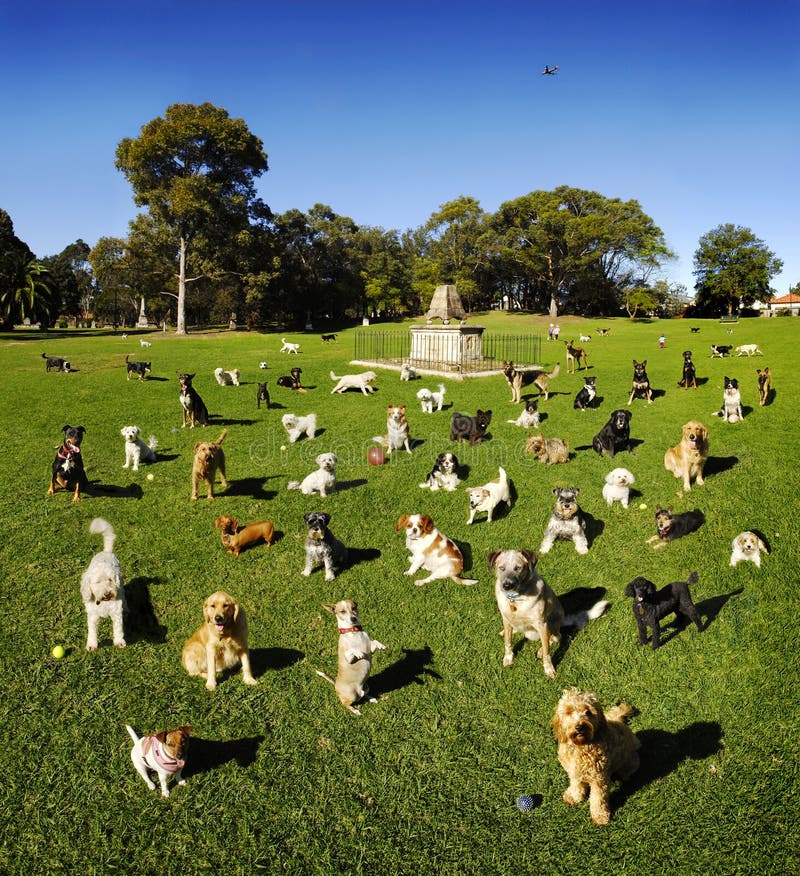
top-left (764, 292), bottom-right (800, 316)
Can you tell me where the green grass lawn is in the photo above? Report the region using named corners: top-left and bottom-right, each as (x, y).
top-left (1, 315), bottom-right (798, 875)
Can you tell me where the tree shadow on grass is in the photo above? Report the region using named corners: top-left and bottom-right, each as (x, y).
top-left (369, 645), bottom-right (441, 697)
top-left (184, 735), bottom-right (265, 778)
top-left (125, 577), bottom-right (168, 644)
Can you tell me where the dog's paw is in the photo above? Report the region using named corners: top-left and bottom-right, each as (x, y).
top-left (205, 680), bottom-right (217, 691)
top-left (502, 654), bottom-right (514, 667)
top-left (243, 676), bottom-right (258, 685)
top-left (86, 644), bottom-right (97, 652)
top-left (114, 640), bottom-right (126, 648)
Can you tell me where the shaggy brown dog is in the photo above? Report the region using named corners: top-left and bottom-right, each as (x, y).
top-left (191, 429), bottom-right (228, 500)
top-left (215, 515), bottom-right (275, 558)
top-left (181, 591), bottom-right (256, 690)
top-left (552, 688), bottom-right (641, 825)
top-left (663, 420), bottom-right (708, 492)
top-left (525, 432), bottom-right (569, 464)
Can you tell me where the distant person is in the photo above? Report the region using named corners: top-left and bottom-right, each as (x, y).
top-left (658, 334), bottom-right (666, 348)
top-left (553, 324), bottom-right (561, 340)
top-left (548, 323), bottom-right (554, 340)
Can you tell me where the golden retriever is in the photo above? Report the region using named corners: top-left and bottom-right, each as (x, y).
top-left (663, 420), bottom-right (708, 492)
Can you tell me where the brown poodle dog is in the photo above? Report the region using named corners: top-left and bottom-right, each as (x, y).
top-left (552, 688), bottom-right (641, 825)
top-left (191, 429), bottom-right (228, 500)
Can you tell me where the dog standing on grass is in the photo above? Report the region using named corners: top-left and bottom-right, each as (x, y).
top-left (81, 518), bottom-right (126, 651)
top-left (126, 725), bottom-right (191, 798)
top-left (624, 572), bottom-right (703, 648)
top-left (190, 429), bottom-right (228, 500)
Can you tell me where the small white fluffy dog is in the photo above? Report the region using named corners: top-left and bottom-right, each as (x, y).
top-left (330, 370), bottom-right (377, 394)
top-left (579, 334), bottom-right (591, 342)
top-left (602, 468), bottom-right (636, 508)
top-left (400, 362), bottom-right (417, 381)
top-left (280, 338), bottom-right (301, 354)
top-left (282, 412), bottom-right (317, 444)
top-left (417, 384), bottom-right (446, 413)
top-left (466, 466), bottom-right (511, 524)
top-left (121, 426), bottom-right (157, 471)
top-left (214, 367), bottom-right (240, 386)
top-left (730, 531), bottom-right (769, 567)
top-left (288, 452), bottom-right (338, 496)
top-left (81, 518), bottom-right (126, 651)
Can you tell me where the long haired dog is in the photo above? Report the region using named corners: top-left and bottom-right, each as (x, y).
top-left (507, 398), bottom-right (540, 429)
top-left (525, 432), bottom-right (569, 464)
top-left (182, 591), bottom-right (256, 690)
top-left (81, 518), bottom-right (126, 651)
top-left (664, 420), bottom-right (708, 492)
top-left (646, 505), bottom-right (704, 549)
top-left (302, 512), bottom-right (348, 581)
top-left (276, 367), bottom-right (306, 391)
top-left (466, 466), bottom-right (511, 524)
top-left (190, 429), bottom-right (228, 500)
top-left (287, 452), bottom-right (338, 497)
top-left (417, 383), bottom-right (446, 413)
top-left (624, 572), bottom-right (703, 648)
top-left (418, 452), bottom-right (460, 491)
top-left (400, 362), bottom-right (416, 381)
top-left (125, 355), bottom-right (151, 380)
top-left (396, 514), bottom-right (477, 586)
top-left (120, 426), bottom-right (157, 471)
top-left (126, 724), bottom-right (191, 798)
top-left (540, 487), bottom-right (588, 554)
top-left (730, 531), bottom-right (769, 567)
top-left (564, 341), bottom-right (588, 373)
top-left (573, 375), bottom-right (597, 410)
top-left (592, 409), bottom-right (632, 458)
top-left (49, 424), bottom-right (88, 502)
top-left (552, 688), bottom-right (640, 825)
top-left (280, 337), bottom-right (301, 353)
top-left (627, 359), bottom-right (653, 404)
top-left (214, 367), bottom-right (240, 386)
top-left (489, 550), bottom-right (608, 676)
top-left (282, 412), bottom-right (317, 444)
top-left (215, 515), bottom-right (275, 558)
top-left (330, 370), bottom-right (377, 394)
top-left (177, 373), bottom-right (209, 428)
top-left (316, 600), bottom-right (386, 716)
top-left (602, 468), bottom-right (635, 508)
top-left (678, 350), bottom-right (697, 388)
top-left (712, 376), bottom-right (743, 423)
top-left (756, 367), bottom-right (771, 405)
top-left (502, 360), bottom-right (560, 402)
top-left (450, 410), bottom-right (492, 446)
top-left (373, 404), bottom-right (412, 455)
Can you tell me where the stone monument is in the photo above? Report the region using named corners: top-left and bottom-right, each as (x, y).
top-left (409, 285), bottom-right (484, 371)
top-left (136, 296), bottom-right (149, 329)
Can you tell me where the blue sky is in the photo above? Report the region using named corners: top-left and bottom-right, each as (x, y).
top-left (1, 1), bottom-right (798, 296)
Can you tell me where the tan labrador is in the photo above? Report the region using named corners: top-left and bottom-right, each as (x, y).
top-left (663, 420), bottom-right (709, 492)
top-left (191, 429), bottom-right (228, 500)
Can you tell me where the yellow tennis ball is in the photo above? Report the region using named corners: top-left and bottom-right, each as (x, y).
top-left (280, 445), bottom-right (287, 452)
top-left (51, 645), bottom-right (65, 659)
top-left (639, 503), bottom-right (647, 510)
top-left (146, 473), bottom-right (154, 481)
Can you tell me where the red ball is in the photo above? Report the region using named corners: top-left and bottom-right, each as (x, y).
top-left (368, 446), bottom-right (385, 466)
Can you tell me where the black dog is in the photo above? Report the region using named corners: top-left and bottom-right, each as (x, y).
top-left (320, 333), bottom-right (337, 342)
top-left (573, 375), bottom-right (597, 411)
top-left (302, 511), bottom-right (348, 581)
top-left (49, 424), bottom-right (87, 502)
top-left (710, 344), bottom-right (732, 358)
top-left (276, 367), bottom-right (305, 391)
top-left (647, 505), bottom-right (704, 548)
top-left (690, 327), bottom-right (700, 333)
top-left (42, 353), bottom-right (70, 372)
top-left (177, 373), bottom-right (209, 428)
top-left (450, 410), bottom-right (492, 446)
top-left (677, 350), bottom-right (697, 389)
top-left (256, 382), bottom-right (270, 409)
top-left (627, 359), bottom-right (653, 404)
top-left (126, 355), bottom-right (151, 381)
top-left (624, 572), bottom-right (703, 649)
top-left (418, 452), bottom-right (460, 491)
top-left (592, 409), bottom-right (632, 457)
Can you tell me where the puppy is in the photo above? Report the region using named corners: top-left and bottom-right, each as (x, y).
top-left (418, 451), bottom-right (460, 491)
top-left (525, 432), bottom-right (569, 464)
top-left (552, 688), bottom-right (640, 825)
top-left (502, 360), bottom-right (560, 402)
top-left (400, 362), bottom-right (417, 381)
top-left (330, 370), bottom-right (377, 394)
top-left (42, 353), bottom-right (71, 372)
top-left (280, 337), bottom-right (301, 354)
top-left (540, 487), bottom-right (588, 554)
top-left (125, 355), bottom-right (151, 381)
top-left (627, 359), bottom-right (653, 404)
top-left (139, 339), bottom-right (152, 348)
top-left (276, 367), bottom-right (305, 391)
top-left (126, 725), bottom-right (191, 798)
top-left (624, 572), bottom-right (703, 648)
top-left (507, 399), bottom-right (540, 429)
top-left (321, 333), bottom-right (337, 342)
top-left (302, 511), bottom-right (348, 581)
top-left (573, 375), bottom-right (597, 411)
top-left (256, 382), bottom-right (270, 409)
top-left (177, 373), bottom-right (209, 428)
top-left (466, 466), bottom-right (511, 524)
top-left (678, 350), bottom-right (697, 389)
top-left (736, 343), bottom-right (763, 357)
top-left (396, 514), bottom-right (477, 586)
top-left (417, 383), bottom-right (446, 413)
top-left (592, 409), bottom-right (632, 457)
top-left (288, 451), bottom-right (338, 497)
top-left (373, 404), bottom-right (412, 455)
top-left (190, 429), bottom-right (228, 500)
top-left (215, 515), bottom-right (275, 558)
top-left (214, 367), bottom-right (240, 386)
top-left (282, 412), bottom-right (317, 444)
top-left (646, 505), bottom-right (704, 548)
top-left (664, 420), bottom-right (708, 491)
top-left (757, 367), bottom-right (771, 405)
top-left (730, 531), bottom-right (769, 567)
top-left (120, 426), bottom-right (157, 471)
top-left (602, 468), bottom-right (635, 508)
top-left (564, 341), bottom-right (588, 373)
top-left (316, 600), bottom-right (386, 716)
top-left (710, 344), bottom-right (732, 358)
top-left (450, 409), bottom-right (492, 446)
top-left (81, 518), bottom-right (126, 651)
top-left (181, 591), bottom-right (256, 690)
top-left (49, 424), bottom-right (87, 502)
top-left (489, 550), bottom-right (608, 675)
top-left (712, 376), bottom-right (743, 423)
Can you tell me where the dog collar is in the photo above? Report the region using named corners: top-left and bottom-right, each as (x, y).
top-left (338, 626), bottom-right (362, 634)
top-left (504, 591), bottom-right (521, 601)
top-left (58, 443), bottom-right (80, 460)
top-left (142, 735), bottom-right (184, 773)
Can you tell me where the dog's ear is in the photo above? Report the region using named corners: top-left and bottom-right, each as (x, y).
top-left (604, 471), bottom-right (614, 484)
top-left (419, 515), bottom-right (434, 534)
top-left (229, 518), bottom-right (239, 531)
top-left (667, 506), bottom-right (674, 515)
top-left (654, 504), bottom-right (662, 512)
top-left (520, 549), bottom-right (538, 568)
top-left (396, 515), bottom-right (409, 531)
top-left (319, 512), bottom-right (331, 527)
top-left (487, 550), bottom-right (501, 570)
top-left (62, 424), bottom-right (71, 433)
top-left (322, 603), bottom-right (336, 614)
top-left (231, 601), bottom-right (240, 623)
top-left (552, 487), bottom-right (560, 497)
top-left (154, 730), bottom-right (168, 743)
top-left (215, 517), bottom-right (225, 529)
top-left (194, 442), bottom-right (202, 453)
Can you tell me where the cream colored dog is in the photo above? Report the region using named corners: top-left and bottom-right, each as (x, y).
top-left (730, 531), bottom-right (769, 567)
top-left (602, 468), bottom-right (635, 508)
top-left (466, 466), bottom-right (511, 524)
top-left (330, 370), bottom-right (377, 394)
top-left (663, 420), bottom-right (708, 492)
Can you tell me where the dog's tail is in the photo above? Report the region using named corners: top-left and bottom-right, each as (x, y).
top-left (42, 353), bottom-right (47, 359)
top-left (90, 518), bottom-right (116, 553)
top-left (315, 669), bottom-right (336, 686)
top-left (215, 429), bottom-right (228, 444)
top-left (563, 599), bottom-right (609, 630)
top-left (329, 371), bottom-right (341, 381)
top-left (452, 576), bottom-right (478, 586)
top-left (605, 702), bottom-right (639, 725)
top-left (125, 724), bottom-right (140, 743)
top-left (148, 435), bottom-right (158, 450)
top-left (686, 571), bottom-right (699, 586)
top-left (372, 436), bottom-right (388, 448)
top-left (547, 363), bottom-right (561, 379)
top-left (287, 480), bottom-right (301, 491)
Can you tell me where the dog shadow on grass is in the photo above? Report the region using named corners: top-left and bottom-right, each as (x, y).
top-left (250, 647), bottom-right (304, 677)
top-left (369, 645), bottom-right (441, 696)
top-left (530, 586), bottom-right (608, 669)
top-left (695, 587), bottom-right (744, 630)
top-left (125, 577), bottom-right (168, 644)
top-left (346, 547), bottom-right (381, 569)
top-left (703, 455), bottom-right (739, 478)
top-left (87, 481), bottom-right (143, 500)
top-left (184, 735), bottom-right (265, 778)
top-left (336, 479), bottom-right (368, 492)
top-left (223, 478), bottom-right (278, 500)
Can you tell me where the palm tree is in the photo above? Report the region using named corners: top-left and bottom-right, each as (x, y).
top-left (0, 253), bottom-right (55, 328)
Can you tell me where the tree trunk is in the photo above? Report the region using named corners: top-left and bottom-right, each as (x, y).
top-left (176, 234), bottom-right (188, 335)
top-left (547, 253), bottom-right (558, 319)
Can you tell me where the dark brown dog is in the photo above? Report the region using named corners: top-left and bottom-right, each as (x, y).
top-left (450, 410), bottom-right (492, 446)
top-left (757, 367), bottom-right (771, 406)
top-left (49, 425), bottom-right (88, 503)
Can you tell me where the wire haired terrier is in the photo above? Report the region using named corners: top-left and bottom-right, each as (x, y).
top-left (539, 487), bottom-right (588, 555)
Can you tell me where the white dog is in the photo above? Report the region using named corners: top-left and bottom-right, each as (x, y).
top-left (400, 362), bottom-right (416, 381)
top-left (120, 426), bottom-right (158, 471)
top-left (81, 518), bottom-right (126, 651)
top-left (214, 367), bottom-right (240, 386)
top-left (125, 724), bottom-right (191, 798)
top-left (735, 344), bottom-right (763, 357)
top-left (417, 384), bottom-right (446, 413)
top-left (730, 531), bottom-right (769, 567)
top-left (602, 468), bottom-right (636, 508)
top-left (282, 412), bottom-right (317, 444)
top-left (280, 338), bottom-right (301, 354)
top-left (507, 400), bottom-right (540, 429)
top-left (579, 334), bottom-right (591, 342)
top-left (288, 452), bottom-right (338, 497)
top-left (140, 339), bottom-right (152, 348)
top-left (330, 370), bottom-right (377, 394)
top-left (466, 467), bottom-right (511, 524)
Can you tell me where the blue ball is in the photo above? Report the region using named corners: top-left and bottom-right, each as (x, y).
top-left (517, 794), bottom-right (535, 812)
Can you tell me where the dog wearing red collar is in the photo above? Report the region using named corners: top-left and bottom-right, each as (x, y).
top-left (126, 724), bottom-right (192, 797)
top-left (49, 424), bottom-right (87, 502)
top-left (316, 599), bottom-right (386, 715)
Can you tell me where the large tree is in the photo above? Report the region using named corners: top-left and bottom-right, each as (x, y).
top-left (693, 223), bottom-right (783, 316)
top-left (114, 103), bottom-right (269, 334)
top-left (0, 209), bottom-right (56, 328)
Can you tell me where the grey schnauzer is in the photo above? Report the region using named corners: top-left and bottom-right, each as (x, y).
top-left (302, 512), bottom-right (348, 582)
top-left (539, 487), bottom-right (588, 555)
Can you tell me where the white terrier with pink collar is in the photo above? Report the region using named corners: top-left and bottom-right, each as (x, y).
top-left (126, 724), bottom-right (192, 797)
